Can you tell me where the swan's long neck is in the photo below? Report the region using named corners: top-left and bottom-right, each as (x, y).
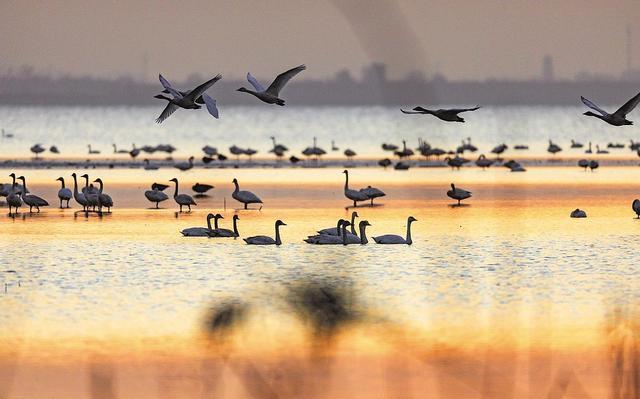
top-left (233, 217), bottom-right (239, 236)
top-left (214, 217), bottom-right (220, 230)
top-left (83, 176), bottom-right (89, 189)
top-left (271, 137), bottom-right (276, 148)
top-left (406, 220), bottom-right (414, 245)
top-left (342, 223), bottom-right (348, 245)
top-left (206, 216), bottom-right (212, 230)
top-left (233, 181), bottom-right (239, 194)
top-left (97, 180), bottom-right (104, 193)
top-left (335, 220), bottom-right (342, 232)
top-left (359, 224), bottom-right (368, 244)
top-left (344, 172), bottom-right (349, 192)
top-left (350, 214), bottom-right (357, 235)
top-left (20, 179), bottom-right (27, 197)
top-left (274, 223), bottom-right (282, 245)
top-left (72, 176), bottom-right (79, 196)
top-left (173, 180), bottom-right (179, 197)
top-left (11, 175), bottom-right (16, 188)
top-left (60, 179), bottom-right (66, 189)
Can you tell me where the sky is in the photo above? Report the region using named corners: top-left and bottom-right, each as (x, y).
top-left (1, 0), bottom-right (639, 82)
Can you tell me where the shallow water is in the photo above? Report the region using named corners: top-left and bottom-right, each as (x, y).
top-left (1, 166), bottom-right (639, 355)
top-left (1, 105), bottom-right (640, 160)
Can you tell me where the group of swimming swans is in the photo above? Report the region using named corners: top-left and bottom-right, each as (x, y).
top-left (180, 211), bottom-right (416, 246)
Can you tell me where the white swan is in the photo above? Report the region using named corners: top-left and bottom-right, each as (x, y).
top-left (232, 178), bottom-right (263, 209)
top-left (56, 177), bottom-right (72, 208)
top-left (447, 183), bottom-right (472, 205)
top-left (209, 214), bottom-right (240, 237)
top-left (237, 65), bottom-right (306, 106)
top-left (373, 216), bottom-right (417, 245)
top-left (181, 213), bottom-right (220, 237)
top-left (155, 74), bottom-right (221, 123)
top-left (342, 170), bottom-right (368, 207)
top-left (17, 176), bottom-right (48, 213)
top-left (169, 178), bottom-right (197, 212)
top-left (93, 178), bottom-right (114, 212)
top-left (144, 186), bottom-right (169, 208)
top-left (244, 220), bottom-right (286, 245)
top-left (6, 174), bottom-right (22, 214)
top-left (71, 173), bottom-right (88, 211)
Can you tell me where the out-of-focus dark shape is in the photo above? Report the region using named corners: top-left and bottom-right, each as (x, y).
top-left (285, 277), bottom-right (360, 342)
top-left (606, 306), bottom-right (640, 399)
top-left (89, 361), bottom-right (115, 399)
top-left (203, 300), bottom-right (249, 342)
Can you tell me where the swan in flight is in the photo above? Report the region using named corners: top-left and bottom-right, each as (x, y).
top-left (155, 74), bottom-right (221, 123)
top-left (237, 65), bottom-right (306, 106)
top-left (181, 213), bottom-right (221, 237)
top-left (244, 220), bottom-right (286, 245)
top-left (71, 173), bottom-right (88, 211)
top-left (447, 183), bottom-right (472, 205)
top-left (232, 178), bottom-right (263, 209)
top-left (6, 174), bottom-right (22, 214)
top-left (633, 199), bottom-right (640, 219)
top-left (144, 185), bottom-right (169, 208)
top-left (17, 176), bottom-right (48, 213)
top-left (169, 178), bottom-right (197, 212)
top-left (93, 178), bottom-right (114, 213)
top-left (373, 216), bottom-right (417, 245)
top-left (581, 92), bottom-right (640, 126)
top-left (56, 177), bottom-right (72, 208)
top-left (209, 214), bottom-right (240, 237)
top-left (401, 106), bottom-right (480, 122)
top-left (343, 170), bottom-right (369, 208)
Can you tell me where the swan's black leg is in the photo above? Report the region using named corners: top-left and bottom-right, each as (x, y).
top-left (60, 199), bottom-right (63, 209)
top-left (244, 203), bottom-right (248, 210)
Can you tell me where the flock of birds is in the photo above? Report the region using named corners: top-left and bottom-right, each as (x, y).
top-left (3, 64), bottom-right (640, 246)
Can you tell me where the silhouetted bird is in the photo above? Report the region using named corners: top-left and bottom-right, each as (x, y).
top-left (581, 92), bottom-right (640, 126)
top-left (401, 106), bottom-right (481, 122)
top-left (237, 65), bottom-right (306, 106)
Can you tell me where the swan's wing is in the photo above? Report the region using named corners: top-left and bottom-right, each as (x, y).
top-left (400, 109), bottom-right (423, 114)
top-left (613, 91), bottom-right (640, 117)
top-left (155, 102), bottom-right (179, 124)
top-left (159, 74), bottom-right (183, 99)
top-left (185, 74), bottom-right (222, 102)
top-left (581, 96), bottom-right (609, 116)
top-left (412, 106), bottom-right (431, 113)
top-left (247, 72), bottom-right (265, 92)
top-left (202, 93), bottom-right (219, 119)
top-left (265, 65), bottom-right (306, 96)
top-left (451, 106), bottom-right (481, 113)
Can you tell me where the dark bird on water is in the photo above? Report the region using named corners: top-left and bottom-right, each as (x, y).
top-left (581, 92), bottom-right (640, 126)
top-left (400, 106), bottom-right (481, 122)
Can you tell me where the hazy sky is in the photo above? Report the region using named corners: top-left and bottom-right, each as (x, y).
top-left (1, 0), bottom-right (639, 81)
